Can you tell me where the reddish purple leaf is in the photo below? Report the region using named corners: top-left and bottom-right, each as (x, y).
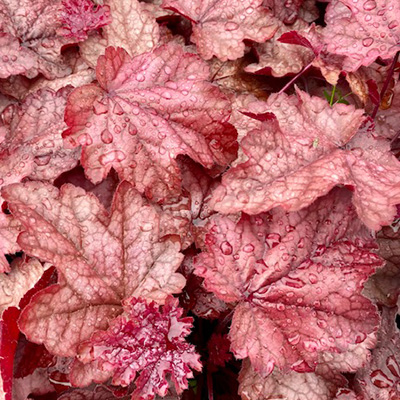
top-left (162, 0), bottom-right (279, 61)
top-left (60, 0), bottom-right (111, 41)
top-left (2, 181), bottom-right (186, 356)
top-left (0, 307), bottom-right (20, 400)
top-left (195, 189), bottom-right (381, 376)
top-left (323, 0), bottom-right (400, 71)
top-left (63, 44), bottom-right (237, 203)
top-left (366, 79), bottom-right (380, 106)
top-left (278, 30), bottom-right (315, 52)
top-left (75, 296), bottom-right (201, 399)
top-left (211, 88), bottom-right (400, 230)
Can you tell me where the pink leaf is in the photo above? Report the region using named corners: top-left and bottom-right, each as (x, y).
top-left (0, 0), bottom-right (81, 79)
top-left (60, 0), bottom-right (111, 41)
top-left (0, 212), bottom-right (21, 273)
top-left (238, 359), bottom-right (341, 400)
top-left (2, 181), bottom-right (186, 356)
top-left (76, 296), bottom-right (201, 399)
top-left (245, 20), bottom-right (315, 77)
top-left (79, 0), bottom-right (160, 68)
top-left (63, 44), bottom-right (237, 203)
top-left (0, 258), bottom-right (45, 315)
top-left (355, 307), bottom-right (400, 400)
top-left (363, 224), bottom-right (400, 306)
top-left (210, 88), bottom-right (400, 230)
top-left (162, 0), bottom-right (279, 61)
top-left (0, 87), bottom-right (80, 191)
top-left (195, 189), bottom-right (381, 376)
top-left (323, 0), bottom-right (400, 71)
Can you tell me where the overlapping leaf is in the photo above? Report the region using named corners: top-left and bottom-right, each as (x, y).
top-left (63, 44), bottom-right (237, 203)
top-left (323, 0), bottom-right (400, 71)
top-left (0, 212), bottom-right (21, 272)
top-left (211, 88), bottom-right (400, 230)
top-left (75, 296), bottom-right (201, 399)
top-left (162, 0), bottom-right (279, 61)
top-left (0, 258), bottom-right (45, 315)
top-left (2, 181), bottom-right (186, 356)
top-left (0, 0), bottom-right (109, 79)
top-left (0, 87), bottom-right (80, 195)
top-left (79, 0), bottom-right (160, 68)
top-left (195, 189), bottom-right (381, 377)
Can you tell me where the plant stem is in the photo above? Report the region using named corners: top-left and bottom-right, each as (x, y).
top-left (330, 85), bottom-right (336, 106)
top-left (371, 51), bottom-right (400, 120)
top-left (278, 61), bottom-right (313, 94)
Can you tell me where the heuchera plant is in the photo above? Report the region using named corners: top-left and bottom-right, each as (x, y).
top-left (2, 0), bottom-right (400, 399)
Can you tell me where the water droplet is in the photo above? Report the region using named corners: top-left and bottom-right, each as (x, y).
top-left (363, 0), bottom-right (377, 10)
top-left (277, 303), bottom-right (285, 311)
top-left (99, 150), bottom-right (126, 165)
top-left (314, 245), bottom-right (326, 256)
top-left (220, 241), bottom-right (233, 255)
top-left (317, 319), bottom-right (327, 329)
top-left (282, 276), bottom-right (305, 289)
top-left (225, 21), bottom-right (239, 31)
top-left (303, 340), bottom-right (318, 351)
top-left (113, 102), bottom-right (124, 115)
top-left (101, 129), bottom-right (113, 144)
top-left (136, 73), bottom-right (145, 82)
top-left (265, 233), bottom-right (281, 249)
top-left (93, 100), bottom-right (108, 115)
top-left (243, 243), bottom-right (254, 253)
top-left (309, 274), bottom-right (318, 284)
top-left (355, 332), bottom-right (367, 343)
top-left (128, 123), bottom-right (137, 135)
top-left (2, 55), bottom-right (9, 62)
top-left (288, 334), bottom-right (300, 345)
top-left (291, 360), bottom-right (314, 372)
top-left (141, 222), bottom-right (153, 232)
top-left (162, 92), bottom-right (172, 100)
top-left (362, 37), bottom-right (374, 47)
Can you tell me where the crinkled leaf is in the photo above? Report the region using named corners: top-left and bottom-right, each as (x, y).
top-left (58, 387), bottom-right (130, 400)
top-left (11, 368), bottom-right (56, 400)
top-left (0, 258), bottom-right (45, 315)
top-left (0, 212), bottom-right (21, 273)
top-left (0, 0), bottom-right (94, 79)
top-left (76, 296), bottom-right (201, 399)
top-left (323, 0), bottom-right (400, 71)
top-left (162, 0), bottom-right (279, 61)
top-left (195, 189), bottom-right (381, 376)
top-left (60, 0), bottom-right (111, 41)
top-left (79, 0), bottom-right (160, 67)
top-left (63, 44), bottom-right (237, 203)
top-left (355, 307), bottom-right (400, 400)
top-left (245, 20), bottom-right (315, 77)
top-left (2, 181), bottom-right (186, 356)
top-left (0, 87), bottom-right (80, 201)
top-left (363, 224), bottom-right (400, 306)
top-left (238, 359), bottom-right (340, 400)
top-left (211, 88), bottom-right (400, 230)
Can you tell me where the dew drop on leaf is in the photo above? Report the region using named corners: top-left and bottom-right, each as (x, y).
top-left (220, 241), bottom-right (233, 255)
